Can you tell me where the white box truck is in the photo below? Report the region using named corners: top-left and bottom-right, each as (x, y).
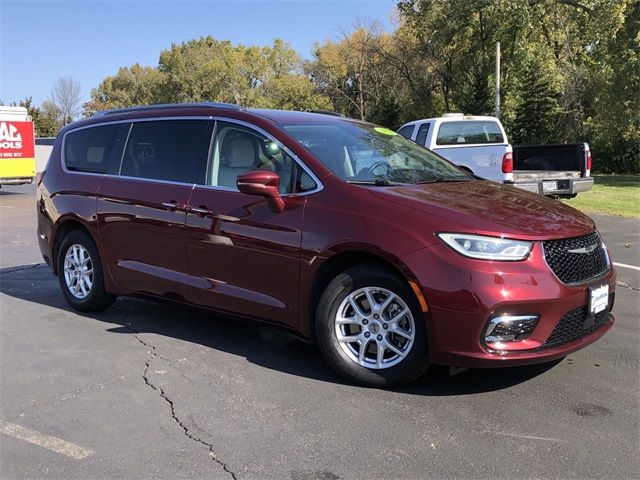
top-left (0, 106), bottom-right (36, 186)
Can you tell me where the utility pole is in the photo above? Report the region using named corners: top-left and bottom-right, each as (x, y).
top-left (495, 41), bottom-right (501, 118)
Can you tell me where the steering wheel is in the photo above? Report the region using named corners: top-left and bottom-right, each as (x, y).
top-left (256, 159), bottom-right (275, 170)
top-left (366, 160), bottom-right (392, 177)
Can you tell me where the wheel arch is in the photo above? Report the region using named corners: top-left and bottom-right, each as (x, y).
top-left (304, 247), bottom-right (427, 338)
top-left (51, 216), bottom-right (98, 276)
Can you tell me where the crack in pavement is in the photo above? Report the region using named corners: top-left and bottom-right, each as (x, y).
top-left (0, 263), bottom-right (44, 275)
top-left (615, 281), bottom-right (639, 292)
top-left (120, 318), bottom-right (238, 480)
top-left (14, 376), bottom-right (130, 414)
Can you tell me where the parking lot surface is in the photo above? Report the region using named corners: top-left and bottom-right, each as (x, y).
top-left (1, 184), bottom-right (639, 479)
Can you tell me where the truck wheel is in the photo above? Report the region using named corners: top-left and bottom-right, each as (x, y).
top-left (57, 229), bottom-right (116, 312)
top-left (315, 263), bottom-right (429, 387)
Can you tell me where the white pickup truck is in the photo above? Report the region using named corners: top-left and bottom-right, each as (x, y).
top-left (397, 114), bottom-right (594, 197)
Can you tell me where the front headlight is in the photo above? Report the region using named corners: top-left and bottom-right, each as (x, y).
top-left (438, 233), bottom-right (532, 261)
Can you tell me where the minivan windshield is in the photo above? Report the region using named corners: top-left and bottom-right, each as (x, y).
top-left (283, 122), bottom-right (473, 185)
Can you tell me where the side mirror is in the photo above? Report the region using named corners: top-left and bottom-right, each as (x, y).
top-left (236, 170), bottom-right (285, 213)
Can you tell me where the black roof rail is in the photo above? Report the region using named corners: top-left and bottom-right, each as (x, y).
top-left (93, 102), bottom-right (242, 117)
top-left (307, 110), bottom-right (345, 117)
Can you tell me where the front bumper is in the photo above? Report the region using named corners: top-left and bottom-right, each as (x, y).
top-left (401, 241), bottom-right (616, 368)
top-left (508, 177), bottom-right (594, 196)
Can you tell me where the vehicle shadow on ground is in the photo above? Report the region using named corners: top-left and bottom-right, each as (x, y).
top-left (0, 264), bottom-right (561, 396)
top-left (0, 185), bottom-right (36, 197)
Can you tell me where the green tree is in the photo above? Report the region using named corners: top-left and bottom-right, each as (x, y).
top-left (87, 36), bottom-right (331, 113)
top-left (157, 36), bottom-right (320, 107)
top-left (84, 64), bottom-right (167, 116)
top-left (584, 1), bottom-right (640, 173)
top-left (455, 65), bottom-right (492, 116)
top-left (256, 74), bottom-right (332, 111)
top-left (368, 95), bottom-right (401, 129)
top-left (511, 58), bottom-right (561, 144)
top-left (11, 97), bottom-right (59, 137)
top-left (81, 3), bottom-right (638, 172)
top-left (397, 0), bottom-right (639, 171)
top-left (310, 23), bottom-right (399, 120)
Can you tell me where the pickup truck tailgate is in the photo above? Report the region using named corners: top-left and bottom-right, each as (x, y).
top-left (510, 143), bottom-right (592, 196)
top-left (513, 143), bottom-right (586, 172)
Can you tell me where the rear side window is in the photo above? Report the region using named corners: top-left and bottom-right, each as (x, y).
top-left (397, 124), bottom-right (414, 139)
top-left (436, 121), bottom-right (504, 145)
top-left (415, 123), bottom-right (431, 146)
top-left (120, 120), bottom-right (212, 184)
top-left (64, 124), bottom-right (129, 174)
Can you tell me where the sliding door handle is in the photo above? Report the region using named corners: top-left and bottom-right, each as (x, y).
top-left (161, 201), bottom-right (184, 212)
top-left (186, 205), bottom-right (213, 216)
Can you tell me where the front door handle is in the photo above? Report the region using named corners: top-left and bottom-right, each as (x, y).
top-left (186, 205), bottom-right (213, 216)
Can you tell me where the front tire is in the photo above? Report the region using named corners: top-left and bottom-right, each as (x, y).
top-left (57, 229), bottom-right (116, 312)
top-left (315, 263), bottom-right (429, 387)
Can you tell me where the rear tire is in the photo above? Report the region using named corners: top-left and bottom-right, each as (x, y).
top-left (315, 263), bottom-right (429, 387)
top-left (57, 229), bottom-right (116, 312)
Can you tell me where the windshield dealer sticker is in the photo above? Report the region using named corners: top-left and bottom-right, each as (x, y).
top-left (374, 127), bottom-right (397, 136)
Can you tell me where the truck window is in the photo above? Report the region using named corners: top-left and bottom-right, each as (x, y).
top-left (415, 123), bottom-right (431, 146)
top-left (436, 121), bottom-right (504, 145)
top-left (397, 124), bottom-right (415, 140)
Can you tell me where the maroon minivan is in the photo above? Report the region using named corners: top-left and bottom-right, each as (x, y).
top-left (36, 103), bottom-right (615, 386)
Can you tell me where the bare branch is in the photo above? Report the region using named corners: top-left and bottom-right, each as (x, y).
top-left (556, 0), bottom-right (593, 14)
top-left (51, 76), bottom-right (82, 125)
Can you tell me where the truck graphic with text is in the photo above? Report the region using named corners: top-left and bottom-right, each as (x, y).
top-left (0, 106), bottom-right (36, 186)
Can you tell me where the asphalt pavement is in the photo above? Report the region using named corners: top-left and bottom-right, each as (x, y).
top-left (1, 184), bottom-right (638, 479)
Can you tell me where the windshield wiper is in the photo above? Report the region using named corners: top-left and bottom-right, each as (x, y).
top-left (415, 177), bottom-right (474, 184)
top-left (347, 179), bottom-right (405, 186)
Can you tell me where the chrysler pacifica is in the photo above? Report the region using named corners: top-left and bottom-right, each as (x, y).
top-left (36, 103), bottom-right (616, 386)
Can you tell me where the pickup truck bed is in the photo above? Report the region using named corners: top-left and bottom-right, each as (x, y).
top-left (510, 143), bottom-right (593, 197)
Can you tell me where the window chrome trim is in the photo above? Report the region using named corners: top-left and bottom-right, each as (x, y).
top-left (60, 115), bottom-right (324, 197)
top-left (206, 116), bottom-right (323, 196)
top-left (60, 116), bottom-right (214, 180)
top-left (114, 174), bottom-right (197, 188)
top-left (484, 315), bottom-right (539, 338)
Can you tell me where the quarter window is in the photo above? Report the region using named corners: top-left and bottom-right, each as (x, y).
top-left (64, 123), bottom-right (129, 174)
top-left (120, 120), bottom-right (212, 184)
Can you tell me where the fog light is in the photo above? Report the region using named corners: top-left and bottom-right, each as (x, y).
top-left (485, 315), bottom-right (539, 343)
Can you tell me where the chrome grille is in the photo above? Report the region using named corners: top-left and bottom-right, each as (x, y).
top-left (543, 232), bottom-right (609, 284)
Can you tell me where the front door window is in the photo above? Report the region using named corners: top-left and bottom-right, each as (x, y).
top-left (209, 122), bottom-right (314, 194)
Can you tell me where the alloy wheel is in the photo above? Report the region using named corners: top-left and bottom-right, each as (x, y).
top-left (334, 287), bottom-right (415, 369)
top-left (63, 244), bottom-right (94, 299)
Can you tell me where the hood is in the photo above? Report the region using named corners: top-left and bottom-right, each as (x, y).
top-left (369, 180), bottom-right (595, 240)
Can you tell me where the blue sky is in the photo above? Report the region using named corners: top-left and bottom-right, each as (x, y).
top-left (1, 0), bottom-right (397, 106)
